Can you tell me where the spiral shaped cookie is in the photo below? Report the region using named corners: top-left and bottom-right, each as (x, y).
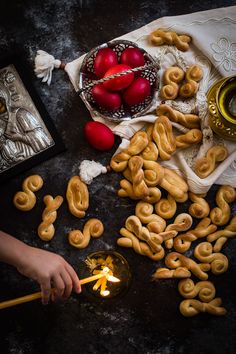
top-left (153, 267), bottom-right (191, 279)
top-left (165, 252), bottom-right (210, 280)
top-left (66, 176), bottom-right (89, 218)
top-left (165, 213), bottom-right (193, 249)
top-left (68, 219), bottom-right (104, 249)
top-left (155, 194), bottom-right (177, 219)
top-left (179, 65), bottom-right (203, 98)
top-left (13, 175), bottom-right (43, 211)
top-left (160, 67), bottom-right (185, 100)
top-left (135, 201), bottom-right (166, 232)
top-left (118, 179), bottom-right (161, 203)
top-left (188, 192), bottom-right (210, 219)
top-left (194, 145), bottom-right (228, 179)
top-left (156, 104), bottom-right (200, 129)
top-left (178, 279), bottom-right (216, 302)
top-left (207, 215), bottom-right (236, 252)
top-left (149, 29), bottom-right (191, 51)
top-left (110, 131), bottom-right (149, 172)
top-left (194, 242), bottom-right (229, 275)
top-left (180, 298), bottom-right (226, 317)
top-left (173, 218), bottom-right (217, 253)
top-left (210, 185), bottom-right (235, 226)
top-left (38, 195), bottom-right (63, 241)
top-left (152, 116), bottom-right (176, 160)
top-left (118, 227), bottom-right (165, 261)
top-left (176, 129), bottom-right (202, 149)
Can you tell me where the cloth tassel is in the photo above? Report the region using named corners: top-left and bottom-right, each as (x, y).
top-left (79, 160), bottom-right (107, 185)
top-left (34, 50), bottom-right (61, 85)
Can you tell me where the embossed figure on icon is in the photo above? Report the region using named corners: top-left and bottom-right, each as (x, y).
top-left (0, 69), bottom-right (53, 172)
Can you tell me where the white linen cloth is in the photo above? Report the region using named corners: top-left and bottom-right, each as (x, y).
top-left (64, 5), bottom-right (236, 193)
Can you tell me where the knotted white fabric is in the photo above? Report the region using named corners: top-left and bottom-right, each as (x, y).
top-left (34, 50), bottom-right (61, 85)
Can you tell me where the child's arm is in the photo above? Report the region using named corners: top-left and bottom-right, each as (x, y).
top-left (0, 230), bottom-right (81, 304)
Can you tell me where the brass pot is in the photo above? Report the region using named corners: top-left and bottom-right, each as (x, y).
top-left (207, 75), bottom-right (236, 141)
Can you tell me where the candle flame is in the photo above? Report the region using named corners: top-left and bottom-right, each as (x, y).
top-left (101, 290), bottom-right (110, 297)
top-left (102, 267), bottom-right (110, 274)
top-left (107, 275), bottom-right (120, 283)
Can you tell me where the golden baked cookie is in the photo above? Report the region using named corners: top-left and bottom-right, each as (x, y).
top-left (66, 176), bottom-right (89, 218)
top-left (13, 175), bottom-right (43, 211)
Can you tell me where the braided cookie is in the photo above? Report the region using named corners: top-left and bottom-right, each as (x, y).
top-left (118, 227), bottom-right (165, 261)
top-left (152, 116), bottom-right (176, 160)
top-left (178, 279), bottom-right (215, 302)
top-left (207, 215), bottom-right (236, 252)
top-left (176, 129), bottom-right (202, 149)
top-left (153, 267), bottom-right (191, 279)
top-left (179, 65), bottom-right (203, 98)
top-left (210, 185), bottom-right (235, 226)
top-left (188, 192), bottom-right (210, 219)
top-left (160, 66), bottom-right (185, 100)
top-left (66, 176), bottom-right (89, 218)
top-left (165, 213), bottom-right (193, 249)
top-left (165, 252), bottom-right (210, 280)
top-left (156, 104), bottom-right (200, 129)
top-left (149, 29), bottom-right (191, 52)
top-left (194, 145), bottom-right (228, 179)
top-left (13, 175), bottom-right (43, 211)
top-left (110, 131), bottom-right (149, 172)
top-left (180, 298), bottom-right (226, 317)
top-left (118, 179), bottom-right (161, 203)
top-left (68, 219), bottom-right (104, 249)
top-left (128, 156), bottom-right (149, 198)
top-left (38, 195), bottom-right (63, 241)
top-left (155, 194), bottom-right (177, 219)
top-left (194, 242), bottom-right (228, 275)
top-left (173, 218), bottom-right (217, 253)
top-left (135, 201), bottom-right (166, 232)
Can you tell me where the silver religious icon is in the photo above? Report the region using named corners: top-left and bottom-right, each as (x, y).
top-left (0, 59), bottom-right (64, 183)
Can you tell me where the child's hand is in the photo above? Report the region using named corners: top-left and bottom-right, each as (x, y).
top-left (17, 246), bottom-right (81, 304)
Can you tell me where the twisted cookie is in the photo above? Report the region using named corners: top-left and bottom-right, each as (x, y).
top-left (156, 104), bottom-right (200, 129)
top-left (66, 176), bottom-right (89, 218)
top-left (135, 201), bottom-right (166, 232)
top-left (160, 66), bottom-right (185, 100)
top-left (194, 242), bottom-right (228, 275)
top-left (176, 129), bottom-right (202, 149)
top-left (165, 252), bottom-right (210, 280)
top-left (153, 267), bottom-right (191, 279)
top-left (210, 185), bottom-right (235, 226)
top-left (165, 213), bottom-right (193, 249)
top-left (188, 192), bottom-right (210, 219)
top-left (194, 145), bottom-right (228, 179)
top-left (207, 215), bottom-right (236, 252)
top-left (179, 65), bottom-right (203, 98)
top-left (152, 116), bottom-right (176, 160)
top-left (118, 179), bottom-right (161, 203)
top-left (155, 193), bottom-right (177, 219)
top-left (128, 156), bottom-right (149, 198)
top-left (149, 29), bottom-right (191, 52)
top-left (38, 195), bottom-right (63, 241)
top-left (178, 279), bottom-right (216, 302)
top-left (173, 218), bottom-right (217, 253)
top-left (180, 298), bottom-right (226, 317)
top-left (13, 175), bottom-right (43, 211)
top-left (110, 131), bottom-right (149, 172)
top-left (68, 219), bottom-right (104, 249)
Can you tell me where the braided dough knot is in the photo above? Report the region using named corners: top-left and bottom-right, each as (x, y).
top-left (180, 298), bottom-right (227, 317)
top-left (194, 145), bottom-right (228, 179)
top-left (156, 104), bottom-right (200, 129)
top-left (160, 67), bottom-right (185, 100)
top-left (13, 175), bottom-right (43, 211)
top-left (178, 279), bottom-right (216, 302)
top-left (149, 29), bottom-right (191, 51)
top-left (194, 242), bottom-right (228, 275)
top-left (152, 116), bottom-right (176, 160)
top-left (68, 219), bottom-right (104, 248)
top-left (38, 195), bottom-right (63, 241)
top-left (66, 176), bottom-right (89, 218)
top-left (210, 185), bottom-right (235, 226)
top-left (128, 156), bottom-right (149, 198)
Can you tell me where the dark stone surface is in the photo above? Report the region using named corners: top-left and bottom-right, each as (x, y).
top-left (0, 1), bottom-right (236, 353)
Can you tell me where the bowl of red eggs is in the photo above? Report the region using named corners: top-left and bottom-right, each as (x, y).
top-left (78, 40), bottom-right (159, 122)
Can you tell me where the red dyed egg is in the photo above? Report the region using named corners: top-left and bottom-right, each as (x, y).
top-left (84, 121), bottom-right (115, 151)
top-left (92, 84), bottom-right (121, 111)
top-left (120, 47), bottom-right (145, 68)
top-left (123, 77), bottom-right (151, 106)
top-left (103, 64), bottom-right (134, 91)
top-left (94, 48), bottom-right (118, 78)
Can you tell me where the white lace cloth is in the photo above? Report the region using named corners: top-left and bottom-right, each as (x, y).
top-left (65, 5), bottom-right (236, 193)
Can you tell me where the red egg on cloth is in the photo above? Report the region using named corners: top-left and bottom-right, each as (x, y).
top-left (123, 77), bottom-right (151, 105)
top-left (103, 64), bottom-right (134, 91)
top-left (91, 84), bottom-right (121, 111)
top-left (94, 48), bottom-right (118, 78)
top-left (84, 121), bottom-right (115, 151)
top-left (120, 47), bottom-right (145, 68)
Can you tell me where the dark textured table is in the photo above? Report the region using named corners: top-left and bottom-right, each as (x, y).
top-left (1, 1), bottom-right (236, 353)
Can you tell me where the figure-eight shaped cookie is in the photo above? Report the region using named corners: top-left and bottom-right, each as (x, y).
top-left (66, 176), bottom-right (89, 218)
top-left (13, 175), bottom-right (43, 211)
top-left (68, 219), bottom-right (104, 249)
top-left (210, 185), bottom-right (235, 226)
top-left (160, 66), bottom-right (185, 100)
top-left (149, 29), bottom-right (191, 52)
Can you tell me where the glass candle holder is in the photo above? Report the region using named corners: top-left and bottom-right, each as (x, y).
top-left (80, 250), bottom-right (132, 300)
